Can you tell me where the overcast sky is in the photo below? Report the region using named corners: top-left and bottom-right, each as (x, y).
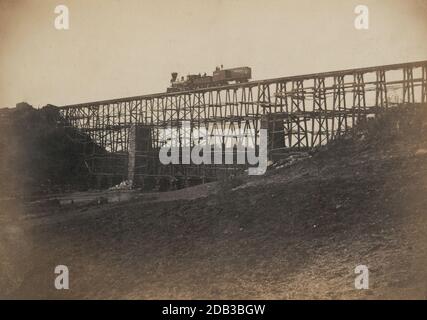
top-left (1, 0), bottom-right (427, 108)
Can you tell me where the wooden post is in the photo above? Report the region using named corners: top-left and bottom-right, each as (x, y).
top-left (127, 124), bottom-right (136, 187)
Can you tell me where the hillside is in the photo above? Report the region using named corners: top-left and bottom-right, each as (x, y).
top-left (0, 104), bottom-right (103, 197)
top-left (1, 104), bottom-right (427, 299)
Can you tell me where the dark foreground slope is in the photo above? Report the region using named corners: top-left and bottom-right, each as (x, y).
top-left (0, 104), bottom-right (100, 197)
top-left (1, 105), bottom-right (427, 299)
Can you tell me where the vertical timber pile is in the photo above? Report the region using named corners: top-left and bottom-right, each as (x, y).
top-left (127, 124), bottom-right (136, 186)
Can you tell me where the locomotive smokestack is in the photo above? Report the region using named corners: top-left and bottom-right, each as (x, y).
top-left (171, 72), bottom-right (178, 83)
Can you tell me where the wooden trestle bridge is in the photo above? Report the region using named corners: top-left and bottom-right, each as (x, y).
top-left (58, 60), bottom-right (427, 189)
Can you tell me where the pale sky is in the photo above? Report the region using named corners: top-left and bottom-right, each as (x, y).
top-left (1, 0), bottom-right (427, 108)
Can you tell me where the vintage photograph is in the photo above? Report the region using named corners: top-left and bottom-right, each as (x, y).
top-left (0, 0), bottom-right (426, 304)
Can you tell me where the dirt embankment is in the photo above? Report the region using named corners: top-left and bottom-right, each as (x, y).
top-left (1, 105), bottom-right (427, 299)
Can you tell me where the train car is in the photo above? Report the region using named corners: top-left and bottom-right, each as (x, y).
top-left (212, 67), bottom-right (252, 85)
top-left (167, 66), bottom-right (252, 92)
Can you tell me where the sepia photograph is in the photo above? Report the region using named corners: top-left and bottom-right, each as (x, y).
top-left (0, 0), bottom-right (426, 311)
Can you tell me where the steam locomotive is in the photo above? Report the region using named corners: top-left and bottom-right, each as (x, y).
top-left (167, 66), bottom-right (252, 93)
